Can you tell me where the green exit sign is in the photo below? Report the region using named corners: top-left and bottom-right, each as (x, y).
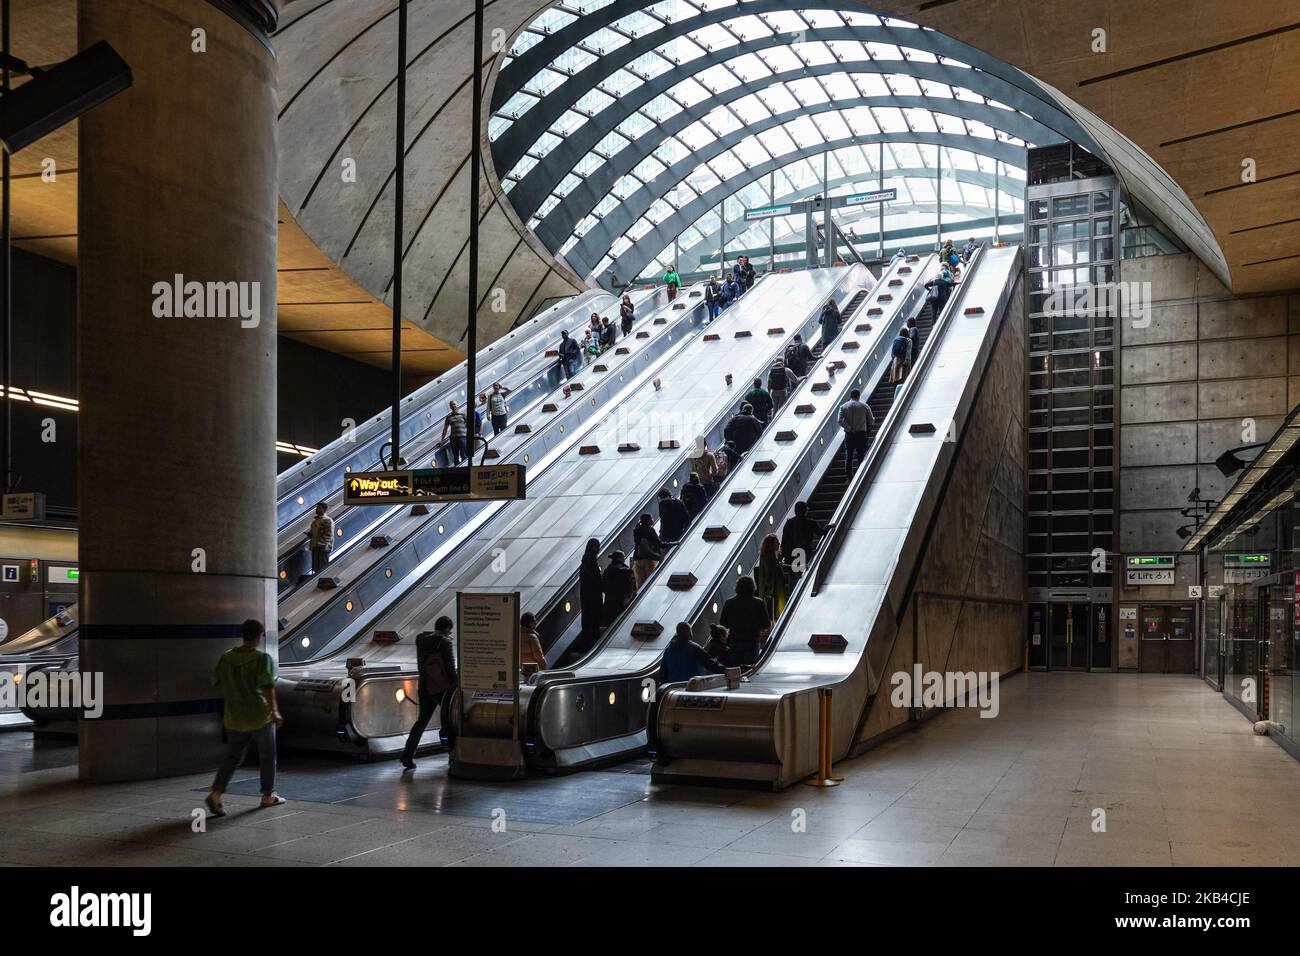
top-left (1126, 555), bottom-right (1175, 569)
top-left (1224, 553), bottom-right (1271, 568)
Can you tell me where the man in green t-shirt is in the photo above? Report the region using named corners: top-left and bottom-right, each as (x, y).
top-left (205, 619), bottom-right (284, 817)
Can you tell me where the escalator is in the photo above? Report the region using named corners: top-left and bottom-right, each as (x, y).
top-left (488, 257), bottom-right (933, 774)
top-left (650, 244), bottom-right (1023, 789)
top-left (271, 267), bottom-right (870, 759)
top-left (4, 288), bottom-right (671, 728)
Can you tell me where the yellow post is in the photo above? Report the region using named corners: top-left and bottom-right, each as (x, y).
top-left (805, 688), bottom-right (843, 787)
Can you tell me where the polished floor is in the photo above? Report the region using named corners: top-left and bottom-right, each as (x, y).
top-left (0, 673), bottom-right (1296, 866)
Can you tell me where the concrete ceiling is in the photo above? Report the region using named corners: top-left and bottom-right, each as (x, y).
top-left (7, 0), bottom-right (460, 377)
top-left (867, 0), bottom-right (1300, 296)
top-left (11, 0), bottom-right (1299, 379)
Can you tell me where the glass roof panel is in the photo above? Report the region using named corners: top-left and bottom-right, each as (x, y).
top-left (498, 4), bottom-right (1046, 280)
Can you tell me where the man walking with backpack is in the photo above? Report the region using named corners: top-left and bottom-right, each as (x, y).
top-left (401, 615), bottom-right (458, 770)
top-left (785, 334), bottom-right (812, 378)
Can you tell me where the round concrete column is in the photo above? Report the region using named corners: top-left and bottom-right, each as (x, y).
top-left (77, 0), bottom-right (279, 781)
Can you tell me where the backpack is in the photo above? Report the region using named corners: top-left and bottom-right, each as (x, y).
top-left (713, 447), bottom-right (731, 478)
top-left (420, 636), bottom-right (453, 694)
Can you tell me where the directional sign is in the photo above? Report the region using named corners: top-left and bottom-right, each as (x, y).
top-left (743, 203), bottom-right (794, 221)
top-left (839, 188), bottom-right (896, 207)
top-left (344, 464), bottom-right (525, 505)
top-left (1126, 555), bottom-right (1175, 569)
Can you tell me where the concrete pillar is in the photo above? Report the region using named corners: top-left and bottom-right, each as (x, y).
top-left (77, 0), bottom-right (279, 781)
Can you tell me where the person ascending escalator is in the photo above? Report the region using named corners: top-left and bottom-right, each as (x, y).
top-left (600, 550), bottom-right (636, 626)
top-left (657, 622), bottom-right (725, 687)
top-left (718, 575), bottom-right (770, 669)
top-left (754, 533), bottom-right (790, 621)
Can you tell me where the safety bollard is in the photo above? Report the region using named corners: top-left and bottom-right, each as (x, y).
top-left (805, 687), bottom-right (844, 787)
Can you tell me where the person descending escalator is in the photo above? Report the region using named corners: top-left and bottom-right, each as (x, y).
top-left (307, 501), bottom-right (334, 576)
top-left (723, 273), bottom-right (743, 306)
top-left (818, 297), bottom-right (842, 350)
top-left (487, 382), bottom-right (510, 437)
top-left (588, 311), bottom-right (603, 346)
top-left (891, 247), bottom-right (907, 264)
top-left (558, 330), bottom-right (581, 380)
top-left (740, 255), bottom-right (756, 290)
top-left (440, 400), bottom-right (469, 465)
top-left (576, 539), bottom-right (604, 656)
top-left (658, 622), bottom-right (726, 687)
top-left (718, 575), bottom-right (770, 669)
top-left (664, 264), bottom-right (682, 302)
top-left (704, 277), bottom-right (724, 323)
top-left (681, 473), bottom-right (709, 518)
top-left (400, 615), bottom-right (457, 770)
top-left (620, 295), bottom-right (635, 336)
top-left (744, 377), bottom-right (773, 424)
top-left (600, 550), bottom-right (636, 626)
top-left (600, 317), bottom-right (616, 352)
top-left (632, 513), bottom-right (664, 587)
top-left (963, 237), bottom-right (977, 263)
top-left (657, 488), bottom-right (691, 545)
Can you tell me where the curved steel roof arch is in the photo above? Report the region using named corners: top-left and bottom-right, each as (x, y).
top-left (569, 130), bottom-right (1026, 277)
top-left (491, 19), bottom-right (1098, 166)
top-left (531, 92), bottom-right (1057, 252)
top-left (508, 56), bottom-right (1076, 222)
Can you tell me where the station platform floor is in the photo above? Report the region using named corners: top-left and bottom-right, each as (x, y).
top-left (0, 673), bottom-right (1296, 867)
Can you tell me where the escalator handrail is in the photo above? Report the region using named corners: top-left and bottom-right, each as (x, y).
top-left (723, 249), bottom-right (970, 678)
top-left (807, 247), bottom-right (986, 597)
top-left (550, 266), bottom-right (898, 670)
top-left (528, 269), bottom-right (861, 672)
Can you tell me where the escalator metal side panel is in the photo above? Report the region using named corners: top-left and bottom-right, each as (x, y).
top-left (653, 244), bottom-right (1022, 788)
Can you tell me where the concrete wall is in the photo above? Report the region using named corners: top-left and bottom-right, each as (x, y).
top-left (855, 277), bottom-right (1027, 747)
top-left (1118, 253), bottom-right (1300, 557)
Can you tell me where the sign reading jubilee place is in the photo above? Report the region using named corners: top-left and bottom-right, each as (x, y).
top-left (343, 464), bottom-right (525, 505)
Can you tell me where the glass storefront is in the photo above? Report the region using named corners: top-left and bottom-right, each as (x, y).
top-left (1205, 488), bottom-right (1298, 755)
